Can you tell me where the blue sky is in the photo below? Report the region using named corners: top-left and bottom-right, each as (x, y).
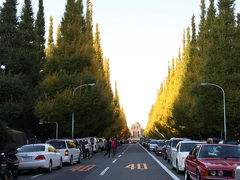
top-left (1, 0), bottom-right (239, 128)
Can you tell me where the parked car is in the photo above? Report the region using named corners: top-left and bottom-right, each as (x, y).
top-left (148, 140), bottom-right (159, 151)
top-left (162, 140), bottom-right (170, 160)
top-left (16, 144), bottom-right (62, 173)
top-left (143, 138), bottom-right (151, 148)
top-left (46, 139), bottom-right (81, 165)
top-left (185, 144), bottom-right (240, 180)
top-left (154, 140), bottom-right (165, 156)
top-left (167, 138), bottom-right (190, 164)
top-left (171, 141), bottom-right (204, 174)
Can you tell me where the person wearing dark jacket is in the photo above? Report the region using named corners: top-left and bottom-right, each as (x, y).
top-left (104, 138), bottom-right (111, 158)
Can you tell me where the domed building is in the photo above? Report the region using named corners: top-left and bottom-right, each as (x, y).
top-left (130, 122), bottom-right (144, 138)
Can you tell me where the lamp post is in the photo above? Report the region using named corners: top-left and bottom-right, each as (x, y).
top-left (72, 83), bottom-right (96, 139)
top-left (200, 82), bottom-right (227, 141)
top-left (39, 120), bottom-right (58, 139)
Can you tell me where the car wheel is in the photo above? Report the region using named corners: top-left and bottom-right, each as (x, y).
top-left (196, 171), bottom-right (201, 180)
top-left (58, 158), bottom-right (62, 169)
top-left (184, 169), bottom-right (191, 180)
top-left (171, 160), bottom-right (175, 170)
top-left (47, 161), bottom-right (52, 173)
top-left (77, 154), bottom-right (81, 164)
top-left (69, 156), bottom-right (73, 166)
top-left (176, 161), bottom-right (181, 174)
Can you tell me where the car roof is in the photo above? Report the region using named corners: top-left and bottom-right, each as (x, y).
top-left (22, 144), bottom-right (48, 146)
top-left (170, 138), bottom-right (190, 140)
top-left (201, 143), bottom-right (239, 146)
top-left (46, 139), bottom-right (72, 141)
top-left (179, 141), bottom-right (204, 144)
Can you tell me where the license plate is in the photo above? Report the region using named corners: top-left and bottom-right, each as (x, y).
top-left (22, 157), bottom-right (32, 161)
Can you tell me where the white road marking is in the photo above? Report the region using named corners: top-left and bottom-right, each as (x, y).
top-left (140, 144), bottom-right (180, 180)
top-left (118, 155), bottom-right (122, 158)
top-left (30, 174), bottom-right (43, 179)
top-left (100, 167), bottom-right (110, 176)
top-left (112, 159), bottom-right (117, 163)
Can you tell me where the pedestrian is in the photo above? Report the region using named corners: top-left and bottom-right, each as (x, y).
top-left (85, 141), bottom-right (90, 159)
top-left (81, 140), bottom-right (86, 159)
top-left (111, 137), bottom-right (117, 156)
top-left (104, 138), bottom-right (111, 158)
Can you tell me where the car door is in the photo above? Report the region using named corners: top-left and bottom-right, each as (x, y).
top-left (47, 145), bottom-right (57, 167)
top-left (173, 143), bottom-right (180, 168)
top-left (187, 145), bottom-right (200, 179)
top-left (51, 146), bottom-right (60, 167)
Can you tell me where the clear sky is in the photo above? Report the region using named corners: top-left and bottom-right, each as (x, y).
top-left (1, 0), bottom-right (239, 129)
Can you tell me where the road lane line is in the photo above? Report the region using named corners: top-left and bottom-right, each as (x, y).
top-left (140, 144), bottom-right (180, 180)
top-left (112, 159), bottom-right (117, 163)
top-left (100, 167), bottom-right (110, 176)
top-left (30, 174), bottom-right (43, 179)
top-left (118, 155), bottom-right (122, 157)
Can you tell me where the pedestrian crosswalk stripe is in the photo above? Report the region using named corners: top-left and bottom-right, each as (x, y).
top-left (69, 165), bottom-right (96, 172)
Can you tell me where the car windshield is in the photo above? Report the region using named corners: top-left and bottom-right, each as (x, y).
top-left (47, 141), bottom-right (66, 149)
top-left (20, 145), bottom-right (45, 152)
top-left (199, 145), bottom-right (240, 159)
top-left (150, 141), bottom-right (158, 144)
top-left (180, 143), bottom-right (198, 152)
top-left (172, 140), bottom-right (182, 148)
top-left (157, 141), bottom-right (165, 146)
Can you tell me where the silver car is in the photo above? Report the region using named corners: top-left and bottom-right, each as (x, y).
top-left (148, 140), bottom-right (159, 151)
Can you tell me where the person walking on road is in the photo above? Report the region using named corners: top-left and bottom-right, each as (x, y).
top-left (85, 141), bottom-right (90, 159)
top-left (104, 138), bottom-right (111, 158)
top-left (111, 137), bottom-right (117, 157)
top-left (81, 140), bottom-right (86, 159)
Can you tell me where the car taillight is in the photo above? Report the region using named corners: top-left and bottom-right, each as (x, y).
top-left (65, 150), bottom-right (69, 156)
top-left (35, 155), bottom-right (45, 160)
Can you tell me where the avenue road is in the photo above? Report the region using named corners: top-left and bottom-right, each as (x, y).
top-left (18, 143), bottom-right (184, 180)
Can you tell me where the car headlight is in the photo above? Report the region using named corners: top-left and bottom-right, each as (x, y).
top-left (210, 170), bottom-right (217, 176)
top-left (218, 170), bottom-right (224, 176)
top-left (235, 166), bottom-right (240, 179)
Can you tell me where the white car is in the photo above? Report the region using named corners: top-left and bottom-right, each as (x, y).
top-left (171, 141), bottom-right (204, 174)
top-left (148, 140), bottom-right (159, 151)
top-left (16, 144), bottom-right (62, 173)
top-left (167, 137), bottom-right (191, 163)
top-left (46, 139), bottom-right (81, 165)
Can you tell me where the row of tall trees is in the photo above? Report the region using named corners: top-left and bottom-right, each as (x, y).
top-left (145, 0), bottom-right (240, 140)
top-left (0, 0), bottom-right (130, 145)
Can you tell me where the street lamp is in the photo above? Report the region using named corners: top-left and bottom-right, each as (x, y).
top-left (39, 120), bottom-right (58, 139)
top-left (200, 82), bottom-right (227, 141)
top-left (72, 83), bottom-right (96, 139)
top-left (1, 65), bottom-right (6, 75)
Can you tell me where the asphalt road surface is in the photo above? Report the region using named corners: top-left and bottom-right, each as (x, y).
top-left (18, 143), bottom-right (185, 180)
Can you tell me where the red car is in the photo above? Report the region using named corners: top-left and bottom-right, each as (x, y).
top-left (185, 144), bottom-right (240, 180)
